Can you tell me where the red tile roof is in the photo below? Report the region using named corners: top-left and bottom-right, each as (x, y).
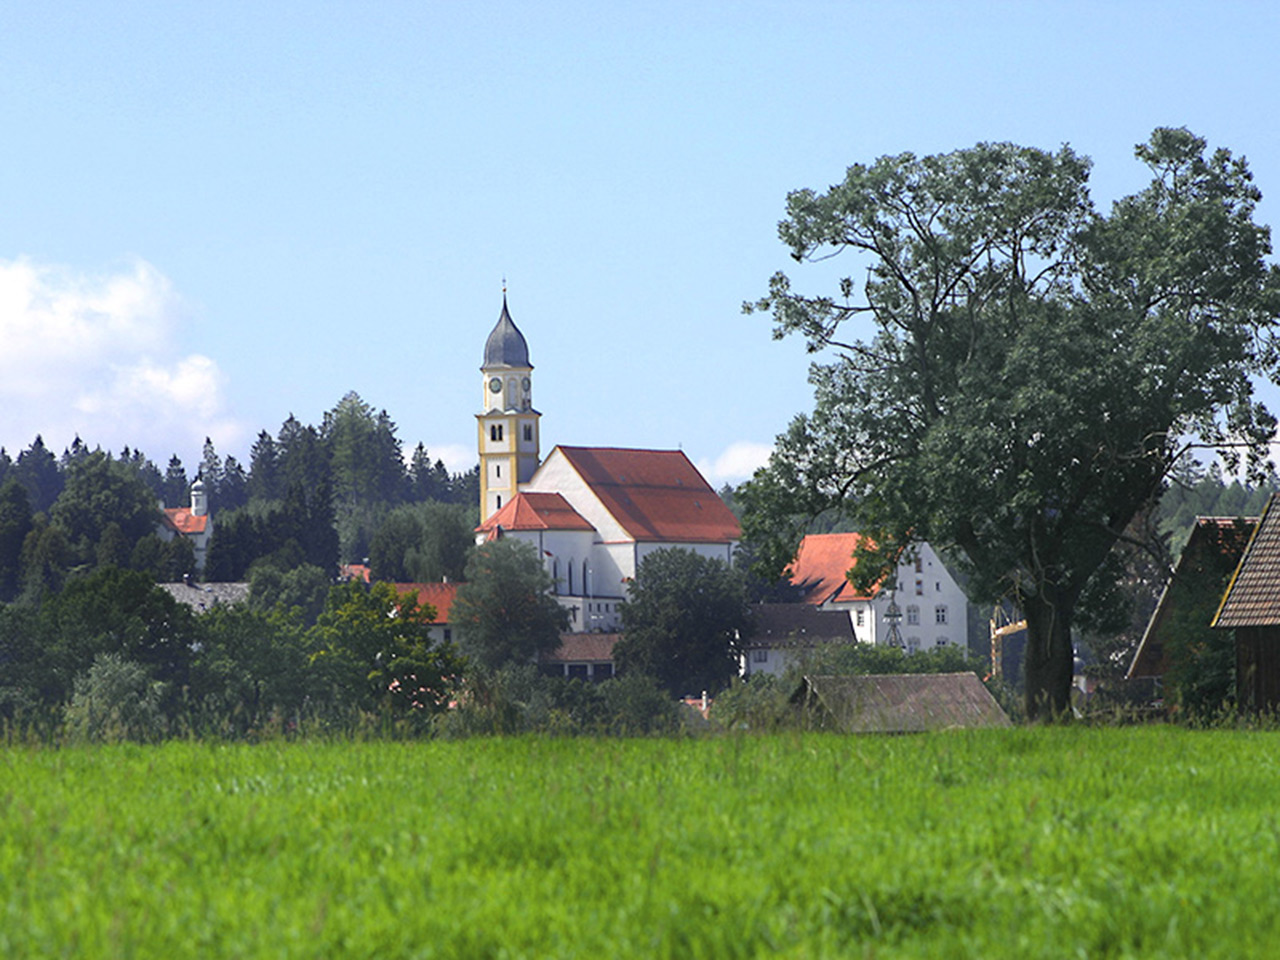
top-left (554, 446), bottom-right (740, 543)
top-left (160, 507), bottom-right (208, 535)
top-left (475, 491), bottom-right (594, 537)
top-left (392, 582), bottom-right (459, 625)
top-left (341, 563), bottom-right (372, 583)
top-left (788, 532), bottom-right (877, 605)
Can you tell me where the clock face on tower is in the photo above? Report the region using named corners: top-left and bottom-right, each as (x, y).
top-left (489, 377), bottom-right (502, 393)
top-left (521, 377), bottom-right (531, 391)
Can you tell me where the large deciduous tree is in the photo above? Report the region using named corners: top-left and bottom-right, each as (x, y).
top-left (614, 548), bottom-right (750, 697)
top-left (744, 129), bottom-right (1280, 719)
top-left (305, 580), bottom-right (464, 716)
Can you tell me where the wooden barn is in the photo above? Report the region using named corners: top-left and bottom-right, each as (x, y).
top-left (1212, 494), bottom-right (1280, 712)
top-left (1128, 516), bottom-right (1255, 684)
top-left (790, 673), bottom-right (1010, 733)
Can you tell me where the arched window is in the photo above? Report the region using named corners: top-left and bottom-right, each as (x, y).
top-left (553, 558), bottom-right (560, 595)
top-left (582, 560), bottom-right (589, 597)
top-left (490, 424), bottom-right (503, 442)
top-left (568, 560), bottom-right (575, 595)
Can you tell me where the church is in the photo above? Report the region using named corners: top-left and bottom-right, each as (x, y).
top-left (473, 297), bottom-right (740, 631)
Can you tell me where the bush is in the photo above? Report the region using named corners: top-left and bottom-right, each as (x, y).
top-left (64, 653), bottom-right (168, 743)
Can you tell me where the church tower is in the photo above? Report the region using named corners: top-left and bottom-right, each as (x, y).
top-left (477, 295), bottom-right (541, 520)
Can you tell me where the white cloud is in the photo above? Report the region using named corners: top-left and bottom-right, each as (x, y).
top-left (431, 443), bottom-right (478, 476)
top-left (0, 256), bottom-right (242, 460)
top-left (697, 441), bottom-right (774, 487)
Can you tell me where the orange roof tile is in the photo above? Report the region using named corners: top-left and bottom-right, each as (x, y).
top-left (341, 563), bottom-right (372, 583)
top-left (161, 507), bottom-right (208, 535)
top-left (554, 446), bottom-right (740, 543)
top-left (392, 582), bottom-right (459, 624)
top-left (787, 532), bottom-right (877, 605)
top-left (476, 491), bottom-right (594, 537)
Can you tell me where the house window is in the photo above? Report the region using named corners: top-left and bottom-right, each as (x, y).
top-left (752, 648), bottom-right (768, 663)
top-left (936, 636), bottom-right (950, 647)
top-left (915, 579), bottom-right (924, 596)
top-left (496, 494), bottom-right (501, 509)
top-left (907, 637), bottom-right (920, 654)
top-left (443, 628), bottom-right (452, 642)
top-left (495, 464), bottom-right (501, 478)
top-left (914, 557), bottom-right (923, 573)
top-left (568, 561), bottom-right (575, 595)
top-left (490, 424), bottom-right (503, 442)
top-left (856, 609), bottom-right (865, 627)
top-left (523, 424), bottom-right (533, 442)
top-left (935, 605), bottom-right (948, 625)
top-left (568, 664), bottom-right (589, 680)
top-left (906, 605), bottom-right (919, 625)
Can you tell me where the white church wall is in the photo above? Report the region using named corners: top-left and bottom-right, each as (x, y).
top-left (523, 450), bottom-right (632, 544)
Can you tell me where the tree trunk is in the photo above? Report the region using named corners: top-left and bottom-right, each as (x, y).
top-left (1021, 586), bottom-right (1075, 721)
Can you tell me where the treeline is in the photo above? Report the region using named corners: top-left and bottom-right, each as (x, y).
top-left (0, 558), bottom-right (683, 741)
top-left (0, 391), bottom-right (479, 599)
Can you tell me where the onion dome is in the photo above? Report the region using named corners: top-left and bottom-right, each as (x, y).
top-left (483, 296), bottom-right (531, 369)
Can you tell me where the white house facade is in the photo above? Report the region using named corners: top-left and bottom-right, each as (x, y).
top-left (789, 533), bottom-right (968, 654)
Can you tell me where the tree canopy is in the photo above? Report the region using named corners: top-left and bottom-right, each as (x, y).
top-left (614, 547), bottom-right (750, 697)
top-left (743, 129), bottom-right (1280, 719)
top-left (451, 539), bottom-right (568, 672)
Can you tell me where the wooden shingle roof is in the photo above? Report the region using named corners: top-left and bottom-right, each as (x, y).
top-left (1214, 494), bottom-right (1280, 629)
top-left (540, 633), bottom-right (620, 664)
top-left (791, 673), bottom-right (1010, 733)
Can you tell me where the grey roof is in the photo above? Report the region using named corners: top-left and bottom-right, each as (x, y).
top-left (159, 581), bottom-right (250, 613)
top-left (482, 297), bottom-right (531, 369)
top-left (1214, 494), bottom-right (1280, 629)
top-left (748, 603), bottom-right (855, 648)
top-left (791, 673), bottom-right (1010, 733)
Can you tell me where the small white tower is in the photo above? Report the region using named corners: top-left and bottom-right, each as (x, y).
top-left (477, 295), bottom-right (541, 520)
top-left (191, 476), bottom-right (208, 517)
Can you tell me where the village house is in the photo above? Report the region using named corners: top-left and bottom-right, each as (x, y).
top-left (740, 604), bottom-right (855, 678)
top-left (788, 532), bottom-right (968, 651)
top-left (157, 476), bottom-right (213, 572)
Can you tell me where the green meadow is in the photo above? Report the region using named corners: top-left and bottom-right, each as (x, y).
top-left (4, 727), bottom-right (1279, 958)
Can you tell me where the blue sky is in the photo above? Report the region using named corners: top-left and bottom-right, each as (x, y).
top-left (2, 1), bottom-right (1278, 485)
